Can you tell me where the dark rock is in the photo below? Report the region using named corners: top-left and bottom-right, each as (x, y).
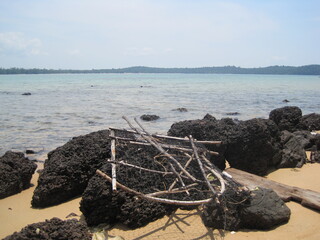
top-left (26, 149), bottom-right (35, 154)
top-left (4, 217), bottom-right (91, 240)
top-left (80, 169), bottom-right (173, 228)
top-left (283, 99), bottom-right (290, 103)
top-left (22, 92), bottom-right (31, 96)
top-left (310, 151), bottom-right (320, 163)
top-left (308, 134), bottom-right (320, 151)
top-left (226, 118), bottom-right (282, 176)
top-left (173, 108), bottom-right (188, 112)
top-left (240, 188), bottom-right (291, 230)
top-left (203, 114), bottom-right (216, 121)
top-left (0, 151), bottom-right (37, 199)
top-left (201, 188), bottom-right (250, 230)
top-left (80, 141), bottom-right (215, 228)
top-left (168, 116), bottom-right (282, 176)
top-left (80, 144), bottom-right (186, 228)
top-left (201, 188), bottom-right (290, 231)
top-left (32, 130), bottom-right (111, 208)
top-left (168, 116), bottom-right (237, 171)
top-left (298, 113), bottom-right (320, 131)
top-left (269, 106), bottom-right (302, 132)
top-left (226, 112), bottom-right (240, 116)
top-left (140, 114), bottom-right (160, 121)
top-left (278, 131), bottom-right (308, 168)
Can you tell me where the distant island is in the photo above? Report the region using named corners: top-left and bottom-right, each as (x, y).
top-left (0, 65), bottom-right (320, 75)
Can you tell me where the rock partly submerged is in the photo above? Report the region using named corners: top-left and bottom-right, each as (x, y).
top-left (0, 151), bottom-right (37, 199)
top-left (140, 114), bottom-right (160, 121)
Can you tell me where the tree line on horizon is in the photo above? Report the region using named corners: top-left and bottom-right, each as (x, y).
top-left (0, 65), bottom-right (320, 75)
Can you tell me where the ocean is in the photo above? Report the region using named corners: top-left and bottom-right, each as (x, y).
top-left (0, 73), bottom-right (319, 159)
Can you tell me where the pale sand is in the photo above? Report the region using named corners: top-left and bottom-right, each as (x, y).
top-left (1, 161), bottom-right (320, 239)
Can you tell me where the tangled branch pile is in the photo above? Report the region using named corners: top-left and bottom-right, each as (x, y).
top-left (96, 116), bottom-right (250, 210)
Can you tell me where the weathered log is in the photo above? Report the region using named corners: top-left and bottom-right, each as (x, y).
top-left (225, 168), bottom-right (320, 211)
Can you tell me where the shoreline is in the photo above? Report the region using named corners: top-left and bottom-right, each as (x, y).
top-left (1, 160), bottom-right (319, 239)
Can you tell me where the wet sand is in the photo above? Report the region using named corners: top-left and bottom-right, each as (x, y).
top-left (0, 160), bottom-right (319, 239)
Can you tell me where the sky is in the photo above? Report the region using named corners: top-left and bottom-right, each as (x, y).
top-left (0, 0), bottom-right (319, 69)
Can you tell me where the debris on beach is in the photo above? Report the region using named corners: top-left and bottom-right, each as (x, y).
top-left (0, 151), bottom-right (37, 199)
top-left (81, 116), bottom-right (253, 230)
top-left (28, 106), bottom-right (320, 232)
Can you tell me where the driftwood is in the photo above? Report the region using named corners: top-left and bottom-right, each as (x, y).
top-left (96, 117), bottom-right (249, 207)
top-left (96, 169), bottom-right (213, 206)
top-left (226, 168), bottom-right (320, 211)
top-left (110, 130), bottom-right (117, 191)
top-left (109, 127), bottom-right (222, 145)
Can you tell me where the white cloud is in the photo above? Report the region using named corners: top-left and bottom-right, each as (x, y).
top-left (0, 32), bottom-right (47, 56)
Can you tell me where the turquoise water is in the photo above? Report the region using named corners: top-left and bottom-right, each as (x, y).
top-left (0, 73), bottom-right (319, 158)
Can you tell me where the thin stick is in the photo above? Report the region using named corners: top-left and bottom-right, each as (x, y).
top-left (108, 160), bottom-right (171, 175)
top-left (189, 135), bottom-right (217, 195)
top-left (202, 155), bottom-right (226, 194)
top-left (109, 127), bottom-right (222, 145)
top-left (110, 130), bottom-right (117, 191)
top-left (96, 170), bottom-right (213, 206)
top-left (128, 141), bottom-right (219, 155)
top-left (123, 116), bottom-right (197, 182)
top-left (147, 183), bottom-right (199, 197)
top-left (169, 153), bottom-right (194, 191)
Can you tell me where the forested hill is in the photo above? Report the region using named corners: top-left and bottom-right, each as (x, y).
top-left (1, 65), bottom-right (320, 75)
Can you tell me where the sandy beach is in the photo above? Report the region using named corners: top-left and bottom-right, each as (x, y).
top-left (0, 157), bottom-right (319, 240)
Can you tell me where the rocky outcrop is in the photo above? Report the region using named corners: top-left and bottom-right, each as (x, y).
top-left (173, 108), bottom-right (188, 112)
top-left (80, 144), bottom-right (188, 228)
top-left (168, 117), bottom-right (236, 170)
top-left (201, 188), bottom-right (291, 230)
top-left (298, 113), bottom-right (320, 131)
top-left (168, 116), bottom-right (281, 176)
top-left (140, 114), bottom-right (160, 121)
top-left (226, 118), bottom-right (282, 176)
top-left (4, 218), bottom-right (91, 240)
top-left (80, 164), bottom-right (174, 228)
top-left (240, 188), bottom-right (291, 230)
top-left (278, 131), bottom-right (310, 168)
top-left (32, 130), bottom-right (111, 208)
top-left (0, 151), bottom-right (37, 199)
top-left (269, 106), bottom-right (302, 132)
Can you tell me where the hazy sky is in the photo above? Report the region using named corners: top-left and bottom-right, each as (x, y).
top-left (0, 0), bottom-right (319, 69)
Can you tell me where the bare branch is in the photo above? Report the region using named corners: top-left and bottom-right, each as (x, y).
top-left (110, 130), bottom-right (117, 191)
top-left (189, 135), bottom-right (217, 196)
top-left (122, 116), bottom-right (197, 182)
top-left (96, 170), bottom-right (213, 206)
